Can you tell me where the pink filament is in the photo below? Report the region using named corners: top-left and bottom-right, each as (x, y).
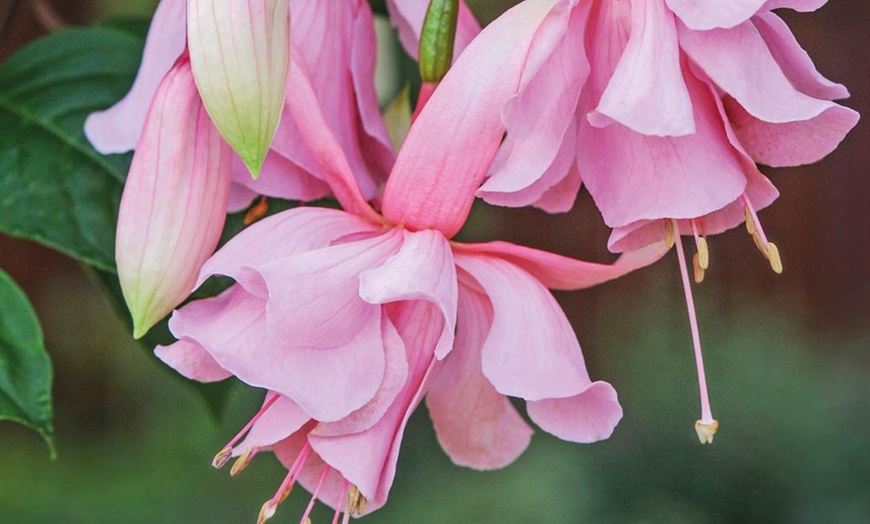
top-left (332, 480), bottom-right (350, 524)
top-left (268, 442), bottom-right (312, 508)
top-left (741, 194), bottom-right (769, 246)
top-left (223, 393), bottom-right (280, 450)
top-left (673, 221), bottom-right (715, 424)
top-left (300, 466), bottom-right (331, 524)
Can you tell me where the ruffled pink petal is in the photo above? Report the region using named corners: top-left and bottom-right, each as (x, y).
top-left (480, 2), bottom-right (586, 206)
top-left (762, 0), bottom-right (826, 13)
top-left (678, 18), bottom-right (835, 124)
top-left (427, 284), bottom-right (533, 470)
top-left (169, 286), bottom-right (387, 422)
top-left (578, 55), bottom-right (747, 228)
top-left (154, 339), bottom-right (232, 382)
top-left (381, 0), bottom-right (560, 238)
top-left (276, 52), bottom-right (381, 222)
top-left (591, 0), bottom-right (694, 136)
top-left (752, 12), bottom-right (848, 101)
top-left (724, 94), bottom-right (859, 167)
top-left (386, 0), bottom-right (481, 60)
top-left (197, 206), bottom-right (380, 296)
top-left (234, 393), bottom-right (310, 455)
top-left (454, 255), bottom-right (599, 401)
top-left (256, 230), bottom-right (404, 347)
top-left (665, 0), bottom-right (767, 30)
top-left (227, 183), bottom-right (259, 213)
top-left (116, 58), bottom-right (231, 338)
top-left (309, 302), bottom-right (444, 510)
top-left (532, 159), bottom-right (583, 213)
top-left (287, 0), bottom-right (392, 197)
top-left (452, 239), bottom-right (668, 290)
top-left (308, 316), bottom-right (408, 437)
top-left (229, 151), bottom-right (331, 203)
top-left (84, 0), bottom-right (186, 153)
top-left (526, 381), bottom-right (623, 443)
top-left (359, 229), bottom-right (457, 359)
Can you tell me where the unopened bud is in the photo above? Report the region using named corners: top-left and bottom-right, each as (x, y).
top-left (419, 0), bottom-right (459, 83)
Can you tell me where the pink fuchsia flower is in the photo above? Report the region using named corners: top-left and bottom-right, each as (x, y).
top-left (155, 1), bottom-right (668, 518)
top-left (470, 0), bottom-right (856, 442)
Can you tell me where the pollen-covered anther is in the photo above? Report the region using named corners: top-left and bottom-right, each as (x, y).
top-left (695, 419), bottom-right (720, 444)
top-left (257, 500), bottom-right (277, 524)
top-left (744, 205), bottom-right (756, 235)
top-left (230, 447), bottom-right (259, 477)
top-left (347, 485), bottom-right (368, 516)
top-left (664, 219), bottom-right (675, 249)
top-left (212, 446), bottom-right (233, 469)
top-left (767, 242), bottom-right (783, 274)
top-left (696, 236), bottom-right (709, 270)
top-left (244, 196), bottom-right (269, 226)
top-left (692, 252), bottom-right (705, 283)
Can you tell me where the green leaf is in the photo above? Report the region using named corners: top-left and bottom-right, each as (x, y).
top-left (0, 23), bottom-right (147, 271)
top-left (0, 268), bottom-right (54, 456)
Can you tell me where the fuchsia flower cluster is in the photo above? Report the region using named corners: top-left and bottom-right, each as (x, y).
top-left (86, 0), bottom-right (856, 521)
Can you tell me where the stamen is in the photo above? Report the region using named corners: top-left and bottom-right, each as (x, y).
top-left (212, 393), bottom-right (280, 469)
top-left (691, 220), bottom-right (709, 270)
top-left (300, 466), bottom-right (331, 524)
top-left (346, 484), bottom-right (368, 516)
top-left (692, 253), bottom-right (705, 284)
top-left (664, 219), bottom-right (675, 249)
top-left (230, 446), bottom-right (260, 477)
top-left (257, 442), bottom-right (313, 524)
top-left (741, 195), bottom-right (783, 274)
top-left (244, 195), bottom-right (269, 225)
top-left (333, 480), bottom-right (350, 524)
top-left (673, 220), bottom-right (718, 445)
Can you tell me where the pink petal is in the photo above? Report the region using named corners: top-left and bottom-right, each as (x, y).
top-left (309, 302), bottom-right (443, 510)
top-left (454, 255), bottom-right (599, 401)
top-left (762, 0), bottom-right (826, 13)
top-left (197, 206), bottom-right (380, 296)
top-left (308, 317), bottom-right (408, 437)
top-left (381, 0), bottom-right (560, 238)
top-left (527, 381), bottom-right (623, 443)
top-left (116, 58), bottom-right (231, 338)
top-left (591, 0), bottom-right (695, 136)
top-left (678, 18), bottom-right (835, 125)
top-left (386, 0), bottom-right (481, 60)
top-left (426, 285), bottom-right (533, 470)
top-left (724, 95), bottom-right (859, 167)
top-left (273, 429), bottom-right (353, 513)
top-left (287, 0), bottom-right (393, 196)
top-left (84, 0), bottom-right (186, 153)
top-left (752, 11), bottom-right (848, 101)
top-left (169, 286), bottom-right (387, 422)
top-left (480, 3), bottom-right (586, 206)
top-left (359, 229), bottom-right (457, 359)
top-left (532, 158), bottom-right (583, 213)
top-left (256, 230), bottom-right (404, 347)
top-left (234, 393), bottom-right (310, 455)
top-left (452, 240), bottom-right (668, 290)
top-left (229, 151), bottom-right (331, 203)
top-left (665, 0), bottom-right (767, 30)
top-left (227, 182), bottom-right (259, 213)
top-left (277, 52), bottom-right (381, 222)
top-left (578, 56), bottom-right (747, 228)
top-left (154, 339), bottom-right (232, 382)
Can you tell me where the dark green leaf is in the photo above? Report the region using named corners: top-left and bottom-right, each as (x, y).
top-left (0, 268), bottom-right (54, 455)
top-left (0, 23), bottom-right (147, 271)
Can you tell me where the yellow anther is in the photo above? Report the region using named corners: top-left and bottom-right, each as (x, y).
top-left (347, 485), bottom-right (368, 516)
top-left (230, 447), bottom-right (256, 477)
top-left (665, 220), bottom-right (675, 249)
top-left (696, 236), bottom-right (709, 270)
top-left (767, 242), bottom-right (783, 274)
top-left (694, 420), bottom-right (720, 444)
top-left (212, 446), bottom-right (233, 469)
top-left (692, 253), bottom-right (705, 283)
top-left (257, 501), bottom-right (276, 524)
top-left (744, 205), bottom-right (755, 235)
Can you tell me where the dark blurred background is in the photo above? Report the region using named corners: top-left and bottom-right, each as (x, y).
top-left (0, 0), bottom-right (867, 522)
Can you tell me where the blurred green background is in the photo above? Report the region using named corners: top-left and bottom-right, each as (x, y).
top-left (0, 0), bottom-right (868, 522)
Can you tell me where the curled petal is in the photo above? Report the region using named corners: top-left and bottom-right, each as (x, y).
top-left (187, 0), bottom-right (291, 177)
top-left (665, 0), bottom-right (767, 30)
top-left (116, 58), bottom-right (231, 339)
top-left (359, 229), bottom-right (458, 359)
top-left (454, 255), bottom-right (599, 401)
top-left (527, 382), bottom-right (623, 443)
top-left (591, 0), bottom-right (694, 136)
top-left (427, 285), bottom-right (533, 470)
top-left (170, 286), bottom-right (387, 422)
top-left (154, 339), bottom-right (231, 382)
top-left (84, 0), bottom-right (186, 153)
